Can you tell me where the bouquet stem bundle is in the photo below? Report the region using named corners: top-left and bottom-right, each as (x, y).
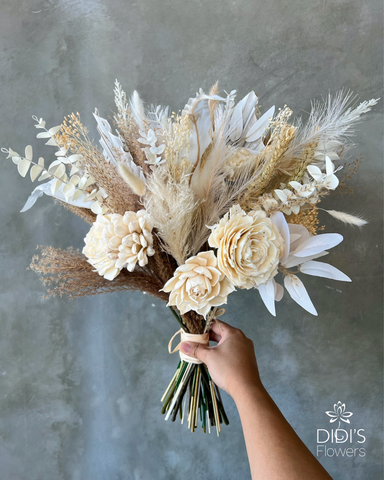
top-left (161, 360), bottom-right (228, 435)
top-left (162, 306), bottom-right (229, 434)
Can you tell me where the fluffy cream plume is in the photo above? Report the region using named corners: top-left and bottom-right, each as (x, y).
top-left (117, 162), bottom-right (146, 196)
top-left (143, 167), bottom-right (198, 265)
top-left (321, 209), bottom-right (368, 227)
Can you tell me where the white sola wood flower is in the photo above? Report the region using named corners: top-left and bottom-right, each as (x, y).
top-left (115, 210), bottom-right (155, 271)
top-left (83, 210), bottom-right (155, 280)
top-left (162, 251), bottom-right (235, 317)
top-left (208, 205), bottom-right (285, 288)
top-left (83, 214), bottom-right (122, 280)
top-left (257, 212), bottom-right (351, 316)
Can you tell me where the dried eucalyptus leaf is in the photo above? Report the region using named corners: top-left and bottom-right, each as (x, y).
top-left (30, 164), bottom-right (43, 182)
top-left (25, 145), bottom-right (33, 161)
top-left (17, 159), bottom-right (31, 177)
top-left (51, 178), bottom-right (62, 195)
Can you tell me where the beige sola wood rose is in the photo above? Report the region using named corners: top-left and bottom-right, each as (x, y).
top-left (83, 210), bottom-right (155, 281)
top-left (208, 205), bottom-right (284, 289)
top-left (162, 251), bottom-right (235, 317)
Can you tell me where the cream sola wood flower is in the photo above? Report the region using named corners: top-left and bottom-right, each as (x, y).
top-left (208, 205), bottom-right (285, 289)
top-left (257, 212), bottom-right (352, 316)
top-left (162, 251), bottom-right (235, 317)
top-left (83, 210), bottom-right (155, 280)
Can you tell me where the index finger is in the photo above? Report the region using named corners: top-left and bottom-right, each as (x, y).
top-left (209, 319), bottom-right (231, 338)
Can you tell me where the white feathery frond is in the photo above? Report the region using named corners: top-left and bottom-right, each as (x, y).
top-left (147, 104), bottom-right (170, 130)
top-left (113, 79), bottom-right (129, 122)
top-left (287, 91), bottom-right (379, 155)
top-left (322, 209), bottom-right (368, 227)
top-left (130, 90), bottom-right (147, 130)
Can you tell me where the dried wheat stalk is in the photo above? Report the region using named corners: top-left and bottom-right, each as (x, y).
top-left (29, 245), bottom-right (170, 301)
top-left (57, 200), bottom-right (96, 225)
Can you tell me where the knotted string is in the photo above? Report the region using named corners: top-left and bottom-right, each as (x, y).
top-left (168, 329), bottom-right (209, 364)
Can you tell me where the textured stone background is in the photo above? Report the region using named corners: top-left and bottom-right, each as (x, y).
top-left (0, 1), bottom-right (382, 479)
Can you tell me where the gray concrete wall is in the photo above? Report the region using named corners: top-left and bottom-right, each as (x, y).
top-left (0, 1), bottom-right (382, 479)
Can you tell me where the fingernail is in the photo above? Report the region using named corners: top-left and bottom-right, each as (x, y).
top-left (180, 342), bottom-right (191, 353)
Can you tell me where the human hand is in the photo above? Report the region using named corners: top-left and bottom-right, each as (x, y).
top-left (180, 320), bottom-right (263, 400)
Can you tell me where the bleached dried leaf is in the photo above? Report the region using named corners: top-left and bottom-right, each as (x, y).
top-left (228, 100), bottom-right (244, 142)
top-left (55, 147), bottom-right (68, 157)
top-left (55, 163), bottom-right (66, 180)
top-left (12, 156), bottom-right (21, 165)
top-left (21, 179), bottom-right (94, 212)
top-left (292, 233), bottom-right (343, 258)
top-left (84, 176), bottom-right (96, 189)
top-left (70, 164), bottom-right (80, 176)
top-left (2, 147), bottom-right (20, 160)
top-left (67, 154), bottom-right (81, 163)
top-left (91, 201), bottom-right (103, 214)
top-left (84, 189), bottom-right (98, 202)
top-left (62, 182), bottom-right (76, 199)
top-left (38, 170), bottom-right (51, 181)
top-left (78, 176), bottom-right (87, 190)
top-left (33, 117), bottom-right (46, 129)
top-left (245, 106), bottom-right (275, 142)
top-left (48, 126), bottom-right (61, 136)
top-left (72, 189), bottom-right (84, 201)
top-left (48, 160), bottom-right (62, 174)
top-left (25, 145), bottom-right (33, 161)
top-left (98, 187), bottom-right (108, 199)
top-left (50, 178), bottom-right (62, 195)
top-left (299, 261), bottom-right (351, 282)
top-left (36, 132), bottom-right (51, 139)
top-left (17, 159), bottom-right (31, 177)
top-left (30, 164), bottom-right (44, 181)
top-left (258, 278), bottom-right (276, 316)
top-left (69, 175), bottom-right (80, 186)
top-left (45, 137), bottom-right (58, 147)
top-left (284, 274), bottom-right (317, 316)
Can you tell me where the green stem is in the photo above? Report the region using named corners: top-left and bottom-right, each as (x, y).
top-left (169, 306), bottom-right (190, 333)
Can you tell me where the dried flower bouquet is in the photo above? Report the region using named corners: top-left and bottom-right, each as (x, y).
top-left (2, 81), bottom-right (378, 435)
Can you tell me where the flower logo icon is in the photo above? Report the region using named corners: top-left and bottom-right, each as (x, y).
top-left (326, 401), bottom-right (353, 429)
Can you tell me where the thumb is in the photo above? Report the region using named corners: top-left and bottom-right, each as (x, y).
top-left (180, 341), bottom-right (210, 364)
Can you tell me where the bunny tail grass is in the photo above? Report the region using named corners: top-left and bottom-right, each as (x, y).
top-left (321, 209), bottom-right (368, 227)
top-left (117, 162), bottom-right (146, 196)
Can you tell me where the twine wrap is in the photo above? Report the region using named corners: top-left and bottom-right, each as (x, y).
top-left (168, 329), bottom-right (209, 364)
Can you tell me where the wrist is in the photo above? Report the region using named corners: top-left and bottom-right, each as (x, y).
top-left (231, 377), bottom-right (266, 405)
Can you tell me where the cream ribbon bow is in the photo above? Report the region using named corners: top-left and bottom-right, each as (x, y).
top-left (168, 329), bottom-right (209, 364)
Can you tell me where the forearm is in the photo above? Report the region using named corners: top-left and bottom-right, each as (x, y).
top-left (234, 382), bottom-right (333, 480)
